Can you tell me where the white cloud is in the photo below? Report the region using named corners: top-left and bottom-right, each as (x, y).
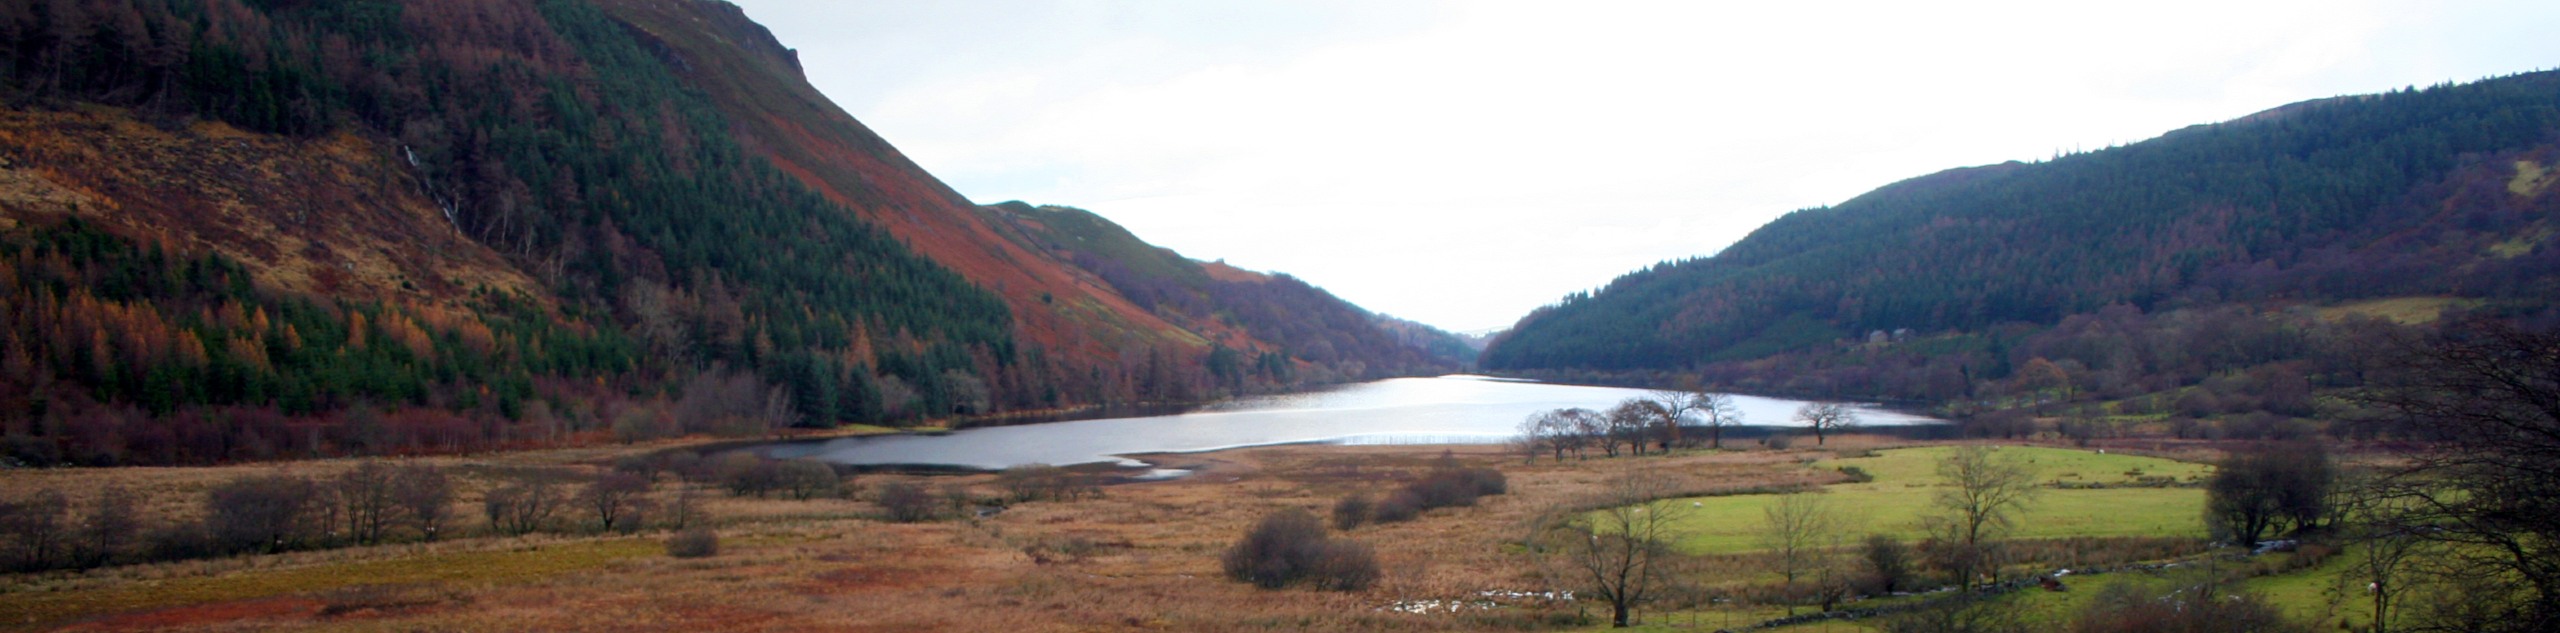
top-left (730, 0), bottom-right (2560, 332)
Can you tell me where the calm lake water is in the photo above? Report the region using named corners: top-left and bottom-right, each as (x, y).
top-left (760, 375), bottom-right (1939, 471)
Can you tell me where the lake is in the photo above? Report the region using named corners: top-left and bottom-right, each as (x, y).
top-left (760, 375), bottom-right (1940, 471)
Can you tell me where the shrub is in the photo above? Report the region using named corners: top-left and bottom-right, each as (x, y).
top-left (777, 461), bottom-right (841, 501)
top-left (1411, 472), bottom-right (1474, 508)
top-left (1880, 596), bottom-right (2029, 633)
top-left (875, 481), bottom-right (939, 523)
top-left (1461, 466), bottom-right (1507, 496)
top-left (1221, 508), bottom-right (1378, 591)
top-left (611, 454), bottom-right (662, 481)
top-left (997, 463), bottom-right (1096, 502)
top-left (390, 464), bottom-right (452, 541)
top-left (1364, 465), bottom-right (1508, 525)
top-left (2068, 582), bottom-right (2307, 633)
top-left (1370, 490), bottom-right (1425, 524)
top-left (207, 474), bottom-right (319, 554)
top-left (666, 527), bottom-right (719, 558)
top-left (1838, 465), bottom-right (1876, 483)
top-left (1303, 539), bottom-right (1380, 591)
top-left (0, 489), bottom-right (70, 571)
top-left (142, 522), bottom-right (217, 562)
top-left (1332, 492), bottom-right (1373, 530)
top-left (484, 478), bottom-right (562, 536)
top-left (712, 453), bottom-right (781, 497)
top-left (1864, 533), bottom-right (1913, 594)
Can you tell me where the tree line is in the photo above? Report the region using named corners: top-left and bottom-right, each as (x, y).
top-left (1512, 390), bottom-right (1859, 462)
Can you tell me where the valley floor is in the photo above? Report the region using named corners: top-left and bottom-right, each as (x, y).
top-left (0, 436), bottom-right (2362, 632)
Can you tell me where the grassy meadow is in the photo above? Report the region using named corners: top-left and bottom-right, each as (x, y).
top-left (1663, 446), bottom-right (2211, 553)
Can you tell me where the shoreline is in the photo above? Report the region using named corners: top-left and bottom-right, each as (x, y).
top-left (739, 422), bottom-right (1961, 480)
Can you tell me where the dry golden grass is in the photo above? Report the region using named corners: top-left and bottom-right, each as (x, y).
top-left (0, 440), bottom-right (1927, 632)
top-left (2312, 296), bottom-right (2474, 325)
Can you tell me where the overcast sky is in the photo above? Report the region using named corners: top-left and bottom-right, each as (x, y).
top-left (724, 0), bottom-right (2559, 334)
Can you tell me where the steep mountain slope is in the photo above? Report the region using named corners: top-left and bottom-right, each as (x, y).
top-left (0, 0), bottom-right (1452, 465)
top-left (584, 0), bottom-right (1188, 359)
top-left (1484, 72), bottom-right (2560, 373)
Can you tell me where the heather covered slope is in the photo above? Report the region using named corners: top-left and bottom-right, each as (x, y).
top-left (1484, 72), bottom-right (2560, 374)
top-left (0, 0), bottom-right (1450, 465)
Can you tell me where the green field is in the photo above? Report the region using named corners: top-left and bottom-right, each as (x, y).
top-left (1606, 446), bottom-right (2407, 632)
top-left (1663, 446), bottom-right (2212, 553)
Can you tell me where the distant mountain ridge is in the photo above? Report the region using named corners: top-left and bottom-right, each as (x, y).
top-left (1484, 71), bottom-right (2560, 374)
top-left (975, 202), bottom-right (1474, 380)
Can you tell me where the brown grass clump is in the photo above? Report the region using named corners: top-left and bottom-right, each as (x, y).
top-left (665, 527), bottom-right (720, 558)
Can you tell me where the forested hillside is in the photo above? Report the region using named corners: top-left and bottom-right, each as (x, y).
top-left (1483, 72), bottom-right (2560, 433)
top-left (0, 0), bottom-right (1453, 466)
top-left (977, 202), bottom-right (1473, 387)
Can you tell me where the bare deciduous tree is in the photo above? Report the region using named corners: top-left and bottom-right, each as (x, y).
top-left (1924, 446), bottom-right (2037, 590)
top-left (1516, 412), bottom-right (1556, 463)
top-left (77, 485), bottom-right (137, 568)
top-left (1563, 408), bottom-right (1604, 459)
top-left (1793, 402), bottom-right (1859, 446)
top-left (391, 463), bottom-right (452, 541)
top-left (335, 460), bottom-right (400, 545)
top-left (1696, 392), bottom-right (1743, 450)
top-left (582, 473), bottom-right (652, 533)
top-left (1648, 389), bottom-right (1698, 450)
top-left (1542, 469), bottom-right (1692, 627)
top-left (2335, 475), bottom-right (2428, 633)
top-left (485, 477), bottom-right (562, 536)
top-left (0, 489), bottom-right (69, 571)
top-left (1606, 398), bottom-right (1669, 457)
top-left (2352, 319), bottom-right (2560, 631)
top-left (1763, 491), bottom-right (1840, 614)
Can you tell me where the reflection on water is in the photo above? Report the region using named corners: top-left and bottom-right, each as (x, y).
top-left (760, 375), bottom-right (1938, 470)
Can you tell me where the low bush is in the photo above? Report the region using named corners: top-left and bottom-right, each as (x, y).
top-left (2068, 582), bottom-right (2307, 633)
top-left (1362, 465), bottom-right (1508, 526)
top-left (1302, 539), bottom-right (1380, 591)
top-left (207, 474), bottom-right (320, 554)
top-left (1370, 490), bottom-right (1424, 524)
top-left (1221, 508), bottom-right (1378, 591)
top-left (777, 461), bottom-right (842, 501)
top-left (997, 463), bottom-right (1099, 502)
top-left (666, 527), bottom-right (719, 558)
top-left (1837, 465), bottom-right (1875, 483)
top-left (1332, 492), bottom-right (1373, 530)
top-left (875, 481), bottom-right (940, 523)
